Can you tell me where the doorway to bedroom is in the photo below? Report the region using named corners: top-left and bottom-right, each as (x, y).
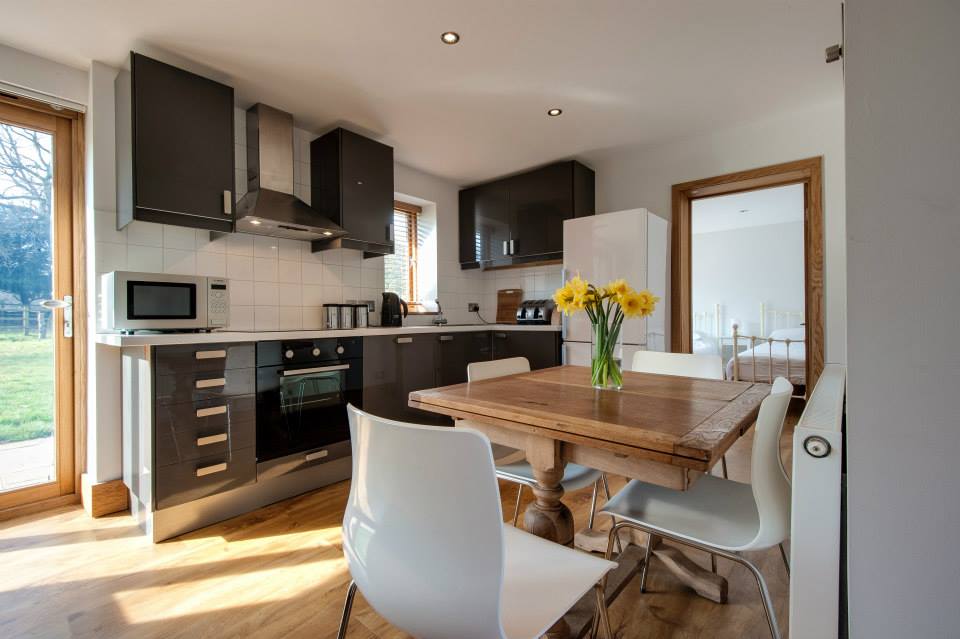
top-left (671, 157), bottom-right (824, 394)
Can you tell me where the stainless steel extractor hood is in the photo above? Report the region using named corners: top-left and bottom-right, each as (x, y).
top-left (233, 104), bottom-right (346, 241)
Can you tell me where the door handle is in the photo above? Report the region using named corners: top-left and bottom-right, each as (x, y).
top-left (395, 337), bottom-right (413, 344)
top-left (223, 190), bottom-right (232, 215)
top-left (195, 349), bottom-right (227, 360)
top-left (386, 223), bottom-right (394, 242)
top-left (196, 433), bottom-right (228, 446)
top-left (502, 240), bottom-right (509, 256)
top-left (196, 405), bottom-right (227, 418)
top-left (281, 364), bottom-right (350, 376)
top-left (196, 462), bottom-right (228, 477)
top-left (439, 335), bottom-right (454, 342)
top-left (305, 449), bottom-right (329, 462)
top-left (195, 377), bottom-right (226, 389)
top-left (494, 332), bottom-right (507, 339)
top-left (509, 239), bottom-right (515, 255)
top-left (40, 295), bottom-right (73, 338)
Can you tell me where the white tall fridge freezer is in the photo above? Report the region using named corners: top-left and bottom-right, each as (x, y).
top-left (561, 208), bottom-right (669, 366)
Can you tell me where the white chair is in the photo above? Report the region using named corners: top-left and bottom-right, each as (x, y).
top-left (337, 404), bottom-right (617, 639)
top-left (467, 357), bottom-right (610, 528)
top-left (599, 377), bottom-right (794, 639)
top-left (630, 351), bottom-right (731, 478)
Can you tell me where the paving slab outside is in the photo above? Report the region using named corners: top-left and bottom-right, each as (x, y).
top-left (0, 436), bottom-right (54, 490)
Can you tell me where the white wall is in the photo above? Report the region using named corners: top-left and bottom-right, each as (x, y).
top-left (0, 43), bottom-right (86, 109)
top-left (692, 221), bottom-right (805, 337)
top-left (582, 98), bottom-right (846, 361)
top-left (845, 1), bottom-right (960, 636)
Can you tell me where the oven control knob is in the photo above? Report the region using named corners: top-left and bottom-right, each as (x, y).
top-left (336, 345), bottom-right (345, 355)
top-left (312, 347), bottom-right (321, 357)
top-left (285, 349), bottom-right (294, 359)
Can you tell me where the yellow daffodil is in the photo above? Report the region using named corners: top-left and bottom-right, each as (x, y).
top-left (605, 278), bottom-right (631, 297)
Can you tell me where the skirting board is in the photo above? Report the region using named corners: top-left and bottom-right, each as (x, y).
top-left (81, 474), bottom-right (129, 517)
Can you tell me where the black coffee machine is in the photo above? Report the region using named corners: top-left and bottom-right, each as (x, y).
top-left (381, 292), bottom-right (408, 327)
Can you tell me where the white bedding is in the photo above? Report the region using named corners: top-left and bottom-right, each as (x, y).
top-left (726, 339), bottom-right (806, 385)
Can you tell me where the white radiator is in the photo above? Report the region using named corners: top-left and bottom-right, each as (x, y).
top-left (789, 364), bottom-right (845, 639)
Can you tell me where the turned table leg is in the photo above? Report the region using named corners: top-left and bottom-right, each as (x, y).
top-left (523, 437), bottom-right (575, 546)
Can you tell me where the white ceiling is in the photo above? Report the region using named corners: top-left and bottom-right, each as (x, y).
top-left (0, 1), bottom-right (842, 185)
top-left (692, 183), bottom-right (805, 234)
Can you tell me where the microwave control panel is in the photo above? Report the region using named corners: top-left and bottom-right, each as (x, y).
top-left (207, 278), bottom-right (229, 327)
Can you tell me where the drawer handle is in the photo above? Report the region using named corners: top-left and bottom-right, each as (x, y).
top-left (396, 337), bottom-right (413, 344)
top-left (196, 405), bottom-right (227, 418)
top-left (197, 433), bottom-right (228, 447)
top-left (305, 449), bottom-right (329, 462)
top-left (195, 349), bottom-right (227, 360)
top-left (494, 332), bottom-right (507, 339)
top-left (196, 462), bottom-right (228, 477)
top-left (195, 377), bottom-right (226, 389)
top-left (439, 335), bottom-right (454, 342)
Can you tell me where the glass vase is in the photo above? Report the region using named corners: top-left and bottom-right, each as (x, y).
top-left (591, 321), bottom-right (624, 390)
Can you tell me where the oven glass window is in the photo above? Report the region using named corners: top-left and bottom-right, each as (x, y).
top-left (127, 281), bottom-right (196, 319)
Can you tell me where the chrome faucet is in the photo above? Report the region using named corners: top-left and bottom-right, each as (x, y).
top-left (432, 298), bottom-right (448, 325)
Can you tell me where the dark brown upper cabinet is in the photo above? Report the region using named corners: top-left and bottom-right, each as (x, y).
top-left (310, 128), bottom-right (395, 257)
top-left (459, 160), bottom-right (594, 269)
top-left (116, 52), bottom-right (236, 232)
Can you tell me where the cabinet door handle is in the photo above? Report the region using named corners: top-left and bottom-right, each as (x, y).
top-left (396, 337), bottom-right (413, 344)
top-left (386, 223), bottom-right (394, 242)
top-left (197, 433), bottom-right (228, 446)
top-left (196, 462), bottom-right (228, 477)
top-left (195, 377), bottom-right (226, 389)
top-left (502, 240), bottom-right (509, 256)
top-left (439, 335), bottom-right (454, 342)
top-left (223, 190), bottom-right (232, 215)
top-left (494, 332), bottom-right (507, 339)
top-left (195, 349), bottom-right (227, 360)
top-left (196, 405), bottom-right (227, 418)
top-left (509, 239), bottom-right (515, 254)
top-left (305, 449), bottom-right (329, 462)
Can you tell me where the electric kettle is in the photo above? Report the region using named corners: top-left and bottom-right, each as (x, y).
top-left (381, 292), bottom-right (408, 327)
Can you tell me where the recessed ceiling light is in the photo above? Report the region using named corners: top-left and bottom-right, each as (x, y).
top-left (739, 209), bottom-right (750, 214)
top-left (322, 231), bottom-right (333, 236)
top-left (250, 219), bottom-right (262, 225)
top-left (547, 108), bottom-right (563, 117)
top-left (441, 31), bottom-right (460, 44)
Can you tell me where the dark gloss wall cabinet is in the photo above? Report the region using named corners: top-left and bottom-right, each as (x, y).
top-left (115, 52), bottom-right (236, 232)
top-left (310, 128), bottom-right (395, 257)
top-left (459, 160), bottom-right (595, 268)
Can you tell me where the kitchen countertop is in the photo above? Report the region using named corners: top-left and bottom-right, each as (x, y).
top-left (95, 323), bottom-right (561, 347)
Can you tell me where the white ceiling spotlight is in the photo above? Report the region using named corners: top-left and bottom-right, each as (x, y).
top-left (441, 31), bottom-right (460, 45)
top-left (547, 108), bottom-right (563, 117)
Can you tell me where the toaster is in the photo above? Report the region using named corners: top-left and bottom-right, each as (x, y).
top-left (516, 299), bottom-right (555, 325)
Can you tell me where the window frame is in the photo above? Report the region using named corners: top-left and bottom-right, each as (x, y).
top-left (390, 199), bottom-right (430, 312)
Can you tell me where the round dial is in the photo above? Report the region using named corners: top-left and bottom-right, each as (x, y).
top-left (312, 347), bottom-right (321, 357)
top-left (285, 349), bottom-right (294, 359)
top-left (336, 345), bottom-right (345, 355)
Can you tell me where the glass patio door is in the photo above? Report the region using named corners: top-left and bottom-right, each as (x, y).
top-left (0, 98), bottom-right (78, 512)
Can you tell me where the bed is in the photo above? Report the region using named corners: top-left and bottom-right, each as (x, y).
top-left (726, 326), bottom-right (806, 386)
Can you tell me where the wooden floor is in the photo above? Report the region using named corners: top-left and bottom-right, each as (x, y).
top-left (0, 404), bottom-right (800, 639)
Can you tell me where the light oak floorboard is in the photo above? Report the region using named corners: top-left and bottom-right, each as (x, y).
top-left (0, 405), bottom-right (799, 639)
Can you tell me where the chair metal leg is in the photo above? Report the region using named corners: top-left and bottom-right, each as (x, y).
top-left (639, 535), bottom-right (654, 593)
top-left (336, 580), bottom-right (358, 639)
top-left (730, 553), bottom-right (781, 639)
top-left (592, 582), bottom-right (613, 639)
top-left (512, 483), bottom-right (525, 526)
top-left (587, 479), bottom-right (600, 530)
top-left (721, 454), bottom-right (729, 479)
top-left (599, 474), bottom-right (623, 555)
top-left (779, 542), bottom-right (790, 577)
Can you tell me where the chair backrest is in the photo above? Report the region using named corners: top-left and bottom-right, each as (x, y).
top-left (630, 350), bottom-right (724, 380)
top-left (747, 376), bottom-right (794, 550)
top-left (343, 405), bottom-right (507, 639)
top-left (467, 356), bottom-right (531, 382)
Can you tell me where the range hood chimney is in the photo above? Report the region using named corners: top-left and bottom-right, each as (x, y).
top-left (234, 104), bottom-right (346, 241)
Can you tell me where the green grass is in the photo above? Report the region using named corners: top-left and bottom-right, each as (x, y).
top-left (0, 333), bottom-right (54, 443)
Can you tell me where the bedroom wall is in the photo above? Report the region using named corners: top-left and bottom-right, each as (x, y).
top-left (580, 97), bottom-right (845, 362)
top-left (845, 1), bottom-right (960, 636)
top-left (691, 221), bottom-right (805, 337)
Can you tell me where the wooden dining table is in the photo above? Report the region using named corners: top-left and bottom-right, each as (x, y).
top-left (409, 364), bottom-right (771, 639)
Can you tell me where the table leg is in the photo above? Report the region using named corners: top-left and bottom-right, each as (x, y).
top-left (522, 438), bottom-right (575, 546)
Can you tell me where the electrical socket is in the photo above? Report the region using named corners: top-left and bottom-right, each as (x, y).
top-left (467, 302), bottom-right (480, 312)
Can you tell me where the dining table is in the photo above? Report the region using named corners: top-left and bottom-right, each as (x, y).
top-left (409, 364), bottom-right (771, 639)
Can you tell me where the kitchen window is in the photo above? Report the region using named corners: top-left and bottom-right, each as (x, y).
top-left (384, 200), bottom-right (422, 307)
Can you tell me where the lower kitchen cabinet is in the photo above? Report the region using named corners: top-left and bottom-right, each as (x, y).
top-left (491, 330), bottom-right (561, 371)
top-left (361, 330), bottom-right (557, 426)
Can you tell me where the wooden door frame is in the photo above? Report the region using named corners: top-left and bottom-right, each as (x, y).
top-left (670, 157), bottom-right (824, 391)
top-left (0, 94), bottom-right (86, 519)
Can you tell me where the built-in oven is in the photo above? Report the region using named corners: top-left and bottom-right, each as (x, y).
top-left (255, 337), bottom-right (362, 480)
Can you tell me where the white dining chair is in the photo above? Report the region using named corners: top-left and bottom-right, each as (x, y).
top-left (630, 351), bottom-right (730, 478)
top-left (337, 404), bottom-right (617, 639)
top-left (598, 377), bottom-right (794, 639)
top-left (466, 357), bottom-right (611, 528)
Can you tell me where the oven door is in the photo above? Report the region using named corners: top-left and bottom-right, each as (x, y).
top-left (256, 360), bottom-right (359, 466)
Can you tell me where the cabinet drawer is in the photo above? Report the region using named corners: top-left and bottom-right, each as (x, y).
top-left (155, 447), bottom-right (256, 510)
top-left (155, 396), bottom-right (255, 467)
top-left (154, 343), bottom-right (255, 376)
top-left (155, 367), bottom-right (254, 405)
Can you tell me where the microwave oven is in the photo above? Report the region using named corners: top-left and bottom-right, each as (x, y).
top-left (101, 271), bottom-right (229, 333)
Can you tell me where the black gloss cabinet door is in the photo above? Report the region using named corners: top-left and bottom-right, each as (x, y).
top-left (362, 335), bottom-right (449, 425)
top-left (128, 52), bottom-right (235, 230)
top-left (508, 163), bottom-right (570, 258)
top-left (437, 331), bottom-right (492, 386)
top-left (340, 129), bottom-right (395, 246)
top-left (492, 331), bottom-right (561, 370)
top-left (473, 181), bottom-right (512, 263)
